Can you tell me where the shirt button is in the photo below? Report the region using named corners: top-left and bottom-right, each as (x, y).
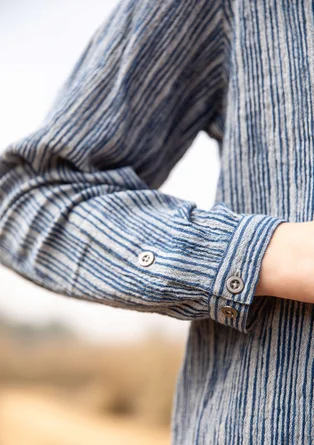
top-left (221, 306), bottom-right (238, 319)
top-left (138, 251), bottom-right (155, 267)
top-left (226, 275), bottom-right (244, 294)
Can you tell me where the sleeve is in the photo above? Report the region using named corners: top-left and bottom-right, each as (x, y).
top-left (0, 0), bottom-right (286, 333)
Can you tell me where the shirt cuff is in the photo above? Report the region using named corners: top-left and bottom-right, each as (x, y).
top-left (208, 211), bottom-right (286, 333)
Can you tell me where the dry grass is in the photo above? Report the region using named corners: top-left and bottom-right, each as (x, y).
top-left (0, 387), bottom-right (171, 445)
top-left (0, 326), bottom-right (185, 428)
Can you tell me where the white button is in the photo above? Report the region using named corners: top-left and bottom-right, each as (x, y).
top-left (138, 251), bottom-right (155, 267)
top-left (221, 306), bottom-right (238, 319)
top-left (226, 276), bottom-right (244, 294)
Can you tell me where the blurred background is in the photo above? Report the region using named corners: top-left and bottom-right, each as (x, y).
top-left (0, 1), bottom-right (220, 444)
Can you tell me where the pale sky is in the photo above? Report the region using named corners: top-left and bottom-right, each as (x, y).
top-left (0, 0), bottom-right (220, 343)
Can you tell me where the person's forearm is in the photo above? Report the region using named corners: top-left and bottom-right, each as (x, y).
top-left (256, 221), bottom-right (314, 303)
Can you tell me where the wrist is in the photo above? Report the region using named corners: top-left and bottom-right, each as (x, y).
top-left (256, 219), bottom-right (314, 304)
top-left (255, 222), bottom-right (291, 298)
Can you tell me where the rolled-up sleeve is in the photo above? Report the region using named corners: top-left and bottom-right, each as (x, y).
top-left (0, 0), bottom-right (285, 333)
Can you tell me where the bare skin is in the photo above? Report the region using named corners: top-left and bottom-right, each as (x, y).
top-left (255, 221), bottom-right (314, 303)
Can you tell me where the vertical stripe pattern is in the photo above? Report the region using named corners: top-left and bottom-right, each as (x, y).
top-left (0, 0), bottom-right (313, 443)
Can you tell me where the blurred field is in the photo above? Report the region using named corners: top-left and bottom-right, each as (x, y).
top-left (0, 316), bottom-right (185, 445)
top-left (0, 388), bottom-right (170, 445)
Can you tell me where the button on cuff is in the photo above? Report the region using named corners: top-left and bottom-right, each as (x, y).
top-left (221, 305), bottom-right (238, 318)
top-left (210, 213), bottom-right (285, 306)
top-left (208, 296), bottom-right (267, 333)
top-left (208, 212), bottom-right (286, 333)
top-left (226, 275), bottom-right (244, 294)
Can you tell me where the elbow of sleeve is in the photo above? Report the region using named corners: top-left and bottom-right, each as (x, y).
top-left (0, 163), bottom-right (88, 296)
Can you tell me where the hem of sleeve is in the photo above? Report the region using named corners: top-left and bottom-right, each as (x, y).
top-left (207, 213), bottom-right (286, 333)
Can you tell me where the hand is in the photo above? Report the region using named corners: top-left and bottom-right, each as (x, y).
top-left (255, 221), bottom-right (314, 304)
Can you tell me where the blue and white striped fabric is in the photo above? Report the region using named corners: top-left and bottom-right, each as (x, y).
top-left (0, 0), bottom-right (313, 443)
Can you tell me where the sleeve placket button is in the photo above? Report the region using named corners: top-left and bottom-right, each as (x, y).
top-left (226, 276), bottom-right (244, 294)
top-left (138, 251), bottom-right (155, 267)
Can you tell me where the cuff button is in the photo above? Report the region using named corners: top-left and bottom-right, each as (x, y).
top-left (226, 276), bottom-right (244, 294)
top-left (221, 306), bottom-right (238, 319)
top-left (138, 251), bottom-right (155, 267)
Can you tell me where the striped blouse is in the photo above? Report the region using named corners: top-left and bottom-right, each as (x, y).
top-left (0, 0), bottom-right (313, 443)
